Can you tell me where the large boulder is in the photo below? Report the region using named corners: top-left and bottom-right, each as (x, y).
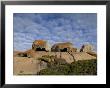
top-left (51, 42), bottom-right (73, 52)
top-left (15, 49), bottom-right (36, 58)
top-left (25, 49), bottom-right (36, 58)
top-left (72, 52), bottom-right (96, 61)
top-left (13, 57), bottom-right (48, 75)
top-left (80, 44), bottom-right (93, 52)
top-left (67, 47), bottom-right (77, 53)
top-left (32, 40), bottom-right (47, 51)
top-left (17, 52), bottom-right (27, 57)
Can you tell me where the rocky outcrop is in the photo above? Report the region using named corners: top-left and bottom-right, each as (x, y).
top-left (14, 40), bottom-right (97, 75)
top-left (25, 49), bottom-right (36, 58)
top-left (16, 52), bottom-right (27, 57)
top-left (14, 49), bottom-right (36, 58)
top-left (86, 51), bottom-right (97, 57)
top-left (32, 40), bottom-right (47, 51)
top-left (68, 47), bottom-right (77, 52)
top-left (51, 42), bottom-right (75, 52)
top-left (13, 57), bottom-right (48, 75)
top-left (70, 52), bottom-right (96, 62)
top-left (80, 44), bottom-right (93, 52)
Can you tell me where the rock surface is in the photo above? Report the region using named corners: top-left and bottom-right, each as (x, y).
top-left (80, 44), bottom-right (93, 52)
top-left (13, 51), bottom-right (97, 75)
top-left (32, 40), bottom-right (47, 51)
top-left (13, 57), bottom-right (47, 75)
top-left (51, 42), bottom-right (74, 52)
top-left (86, 51), bottom-right (97, 57)
top-left (13, 41), bottom-right (97, 75)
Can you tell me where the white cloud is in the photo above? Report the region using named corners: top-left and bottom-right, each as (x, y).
top-left (14, 13), bottom-right (97, 51)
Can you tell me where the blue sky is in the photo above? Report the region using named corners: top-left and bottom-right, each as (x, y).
top-left (13, 13), bottom-right (97, 51)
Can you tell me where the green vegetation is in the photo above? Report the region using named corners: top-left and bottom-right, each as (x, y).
top-left (37, 59), bottom-right (97, 75)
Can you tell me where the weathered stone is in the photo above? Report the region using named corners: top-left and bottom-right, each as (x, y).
top-left (86, 51), bottom-right (97, 57)
top-left (17, 52), bottom-right (27, 57)
top-left (32, 40), bottom-right (47, 51)
top-left (51, 42), bottom-right (73, 52)
top-left (72, 52), bottom-right (96, 61)
top-left (80, 44), bottom-right (93, 52)
top-left (25, 49), bottom-right (36, 58)
top-left (68, 48), bottom-right (77, 53)
top-left (15, 49), bottom-right (36, 58)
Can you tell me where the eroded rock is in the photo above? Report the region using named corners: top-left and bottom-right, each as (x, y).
top-left (32, 40), bottom-right (47, 51)
top-left (80, 44), bottom-right (93, 52)
top-left (51, 42), bottom-right (74, 52)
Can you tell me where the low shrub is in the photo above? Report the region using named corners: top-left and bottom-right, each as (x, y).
top-left (37, 59), bottom-right (97, 75)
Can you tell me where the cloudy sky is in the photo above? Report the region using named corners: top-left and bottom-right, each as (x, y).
top-left (13, 13), bottom-right (97, 51)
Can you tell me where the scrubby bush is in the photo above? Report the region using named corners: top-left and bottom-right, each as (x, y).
top-left (69, 59), bottom-right (97, 75)
top-left (37, 59), bottom-right (97, 75)
top-left (37, 63), bottom-right (70, 75)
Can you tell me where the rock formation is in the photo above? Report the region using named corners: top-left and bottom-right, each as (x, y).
top-left (32, 40), bottom-right (47, 51)
top-left (86, 51), bottom-right (97, 57)
top-left (16, 52), bottom-right (27, 57)
top-left (80, 44), bottom-right (93, 52)
top-left (25, 49), bottom-right (36, 58)
top-left (71, 52), bottom-right (96, 61)
top-left (13, 41), bottom-right (97, 75)
top-left (51, 42), bottom-right (76, 52)
top-left (68, 47), bottom-right (77, 53)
